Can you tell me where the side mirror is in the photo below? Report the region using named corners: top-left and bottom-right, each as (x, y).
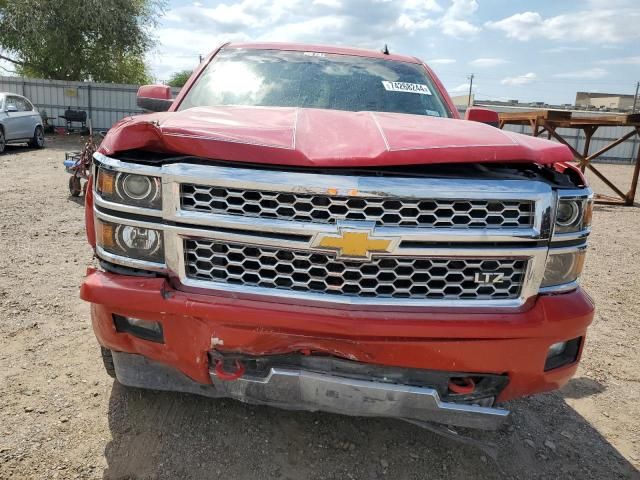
top-left (137, 85), bottom-right (173, 112)
top-left (6, 105), bottom-right (18, 113)
top-left (464, 107), bottom-right (499, 127)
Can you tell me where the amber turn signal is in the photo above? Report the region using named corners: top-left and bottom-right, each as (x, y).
top-left (583, 199), bottom-right (593, 228)
top-left (97, 169), bottom-right (115, 195)
top-left (96, 220), bottom-right (115, 249)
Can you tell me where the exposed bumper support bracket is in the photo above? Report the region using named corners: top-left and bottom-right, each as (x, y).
top-left (112, 351), bottom-right (509, 430)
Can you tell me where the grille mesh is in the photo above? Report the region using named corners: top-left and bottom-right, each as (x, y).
top-left (184, 239), bottom-right (526, 300)
top-left (180, 184), bottom-right (534, 229)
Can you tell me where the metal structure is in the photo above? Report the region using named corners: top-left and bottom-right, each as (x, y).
top-left (0, 75), bottom-right (179, 131)
top-left (498, 110), bottom-right (640, 205)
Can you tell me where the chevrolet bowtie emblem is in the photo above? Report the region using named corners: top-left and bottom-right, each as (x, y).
top-left (314, 227), bottom-right (397, 260)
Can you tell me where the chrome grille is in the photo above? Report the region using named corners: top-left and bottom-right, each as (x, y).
top-left (184, 239), bottom-right (527, 300)
top-left (180, 184), bottom-right (534, 229)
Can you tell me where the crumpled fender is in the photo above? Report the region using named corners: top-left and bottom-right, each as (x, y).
top-left (99, 114), bottom-right (171, 156)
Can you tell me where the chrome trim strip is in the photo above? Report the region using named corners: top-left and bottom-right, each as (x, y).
top-left (547, 243), bottom-right (588, 255)
top-left (539, 281), bottom-right (579, 294)
top-left (556, 190), bottom-right (594, 201)
top-left (178, 275), bottom-right (532, 308)
top-left (95, 246), bottom-right (166, 272)
top-left (93, 194), bottom-right (163, 218)
top-left (551, 228), bottom-right (591, 242)
top-left (169, 209), bottom-right (547, 242)
top-left (94, 152), bottom-right (162, 175)
top-left (95, 207), bottom-right (546, 257)
top-left (162, 162), bottom-right (550, 200)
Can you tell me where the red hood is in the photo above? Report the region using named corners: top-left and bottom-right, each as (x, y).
top-left (99, 106), bottom-right (572, 167)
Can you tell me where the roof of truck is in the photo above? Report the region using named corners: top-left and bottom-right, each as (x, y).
top-left (224, 42), bottom-right (422, 64)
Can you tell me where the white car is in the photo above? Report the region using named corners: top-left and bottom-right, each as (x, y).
top-left (0, 92), bottom-right (45, 153)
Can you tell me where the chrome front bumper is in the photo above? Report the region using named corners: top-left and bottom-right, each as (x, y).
top-left (112, 352), bottom-right (509, 430)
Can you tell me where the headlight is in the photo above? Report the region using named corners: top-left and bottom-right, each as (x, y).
top-left (541, 249), bottom-right (586, 288)
top-left (96, 219), bottom-right (164, 264)
top-left (96, 167), bottom-right (161, 210)
top-left (554, 197), bottom-right (592, 234)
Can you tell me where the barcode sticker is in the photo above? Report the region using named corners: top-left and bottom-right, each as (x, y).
top-left (382, 81), bottom-right (432, 95)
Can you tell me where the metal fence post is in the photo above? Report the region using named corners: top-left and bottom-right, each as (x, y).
top-left (87, 84), bottom-right (92, 126)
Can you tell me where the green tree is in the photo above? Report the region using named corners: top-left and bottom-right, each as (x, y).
top-left (0, 0), bottom-right (164, 83)
top-left (167, 69), bottom-right (193, 88)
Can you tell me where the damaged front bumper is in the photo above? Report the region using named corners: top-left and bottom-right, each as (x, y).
top-left (82, 269), bottom-right (595, 430)
top-left (113, 351), bottom-right (509, 430)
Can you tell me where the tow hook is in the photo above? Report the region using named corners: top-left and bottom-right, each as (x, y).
top-left (213, 358), bottom-right (246, 381)
top-left (448, 376), bottom-right (476, 394)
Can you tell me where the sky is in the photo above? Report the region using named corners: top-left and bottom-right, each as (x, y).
top-left (149, 0), bottom-right (640, 105)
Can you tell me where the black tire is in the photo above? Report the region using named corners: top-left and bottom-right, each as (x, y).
top-left (101, 347), bottom-right (117, 378)
top-left (0, 128), bottom-right (5, 154)
top-left (28, 125), bottom-right (45, 148)
top-left (69, 175), bottom-right (82, 196)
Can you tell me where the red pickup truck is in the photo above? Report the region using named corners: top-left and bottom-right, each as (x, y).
top-left (80, 42), bottom-right (594, 430)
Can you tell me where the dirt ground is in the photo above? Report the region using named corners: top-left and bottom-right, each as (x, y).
top-left (0, 135), bottom-right (638, 480)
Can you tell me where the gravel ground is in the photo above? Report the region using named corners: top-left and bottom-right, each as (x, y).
top-left (0, 135), bottom-right (638, 479)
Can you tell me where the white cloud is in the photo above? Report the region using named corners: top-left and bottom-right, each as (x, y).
top-left (553, 68), bottom-right (608, 79)
top-left (313, 0), bottom-right (341, 7)
top-left (402, 0), bottom-right (442, 13)
top-left (149, 27), bottom-right (252, 80)
top-left (440, 0), bottom-right (480, 37)
top-left (542, 46), bottom-right (588, 54)
top-left (156, 0), bottom-right (482, 77)
top-left (427, 58), bottom-right (456, 65)
top-left (599, 56), bottom-right (640, 65)
top-left (448, 82), bottom-right (475, 94)
top-left (485, 7), bottom-right (640, 43)
top-left (469, 57), bottom-right (507, 67)
top-left (397, 13), bottom-right (436, 32)
top-left (501, 72), bottom-right (537, 86)
top-left (263, 16), bottom-right (347, 42)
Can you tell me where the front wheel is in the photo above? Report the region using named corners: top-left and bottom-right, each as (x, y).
top-left (28, 126), bottom-right (45, 148)
top-left (101, 347), bottom-right (117, 378)
top-left (0, 129), bottom-right (5, 154)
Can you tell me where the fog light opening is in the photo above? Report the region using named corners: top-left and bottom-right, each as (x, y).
top-left (113, 314), bottom-right (164, 343)
top-left (544, 337), bottom-right (582, 371)
top-left (547, 341), bottom-right (567, 358)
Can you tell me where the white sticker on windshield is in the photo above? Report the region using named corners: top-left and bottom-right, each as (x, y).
top-left (382, 81), bottom-right (432, 95)
top-left (304, 52), bottom-right (326, 57)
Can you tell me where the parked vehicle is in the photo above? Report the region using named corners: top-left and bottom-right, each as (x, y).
top-left (80, 43), bottom-right (594, 430)
top-left (0, 92), bottom-right (45, 153)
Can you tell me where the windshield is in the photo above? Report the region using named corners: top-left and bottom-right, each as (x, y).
top-left (178, 48), bottom-right (451, 118)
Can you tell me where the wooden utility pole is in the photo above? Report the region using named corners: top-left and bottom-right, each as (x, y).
top-left (467, 74), bottom-right (474, 106)
top-left (633, 81), bottom-right (639, 113)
